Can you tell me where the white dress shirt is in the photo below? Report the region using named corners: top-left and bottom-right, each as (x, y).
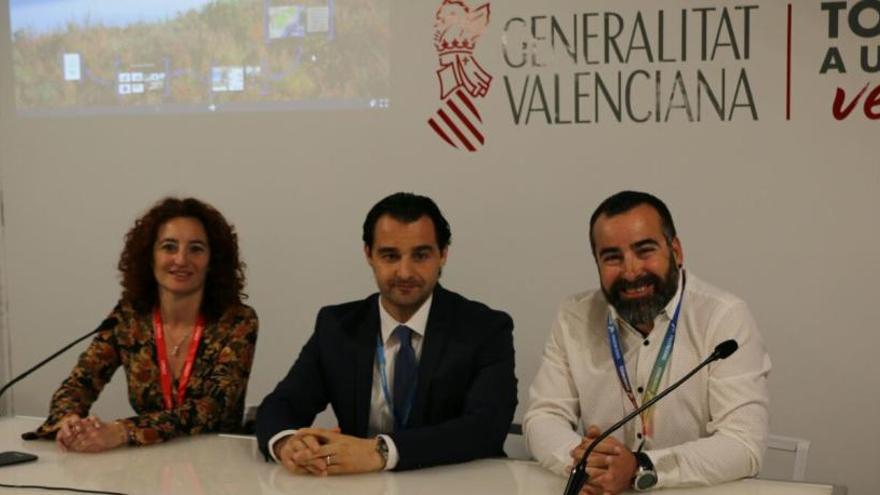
top-left (523, 271), bottom-right (771, 488)
top-left (269, 295), bottom-right (432, 471)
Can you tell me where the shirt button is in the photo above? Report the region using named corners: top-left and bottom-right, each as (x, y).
top-left (637, 386), bottom-right (644, 393)
top-left (643, 340), bottom-right (650, 346)
top-left (637, 433), bottom-right (643, 439)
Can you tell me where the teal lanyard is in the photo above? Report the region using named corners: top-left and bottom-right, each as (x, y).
top-left (606, 273), bottom-right (685, 439)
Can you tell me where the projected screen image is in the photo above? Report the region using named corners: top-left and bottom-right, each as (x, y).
top-left (9, 0), bottom-right (391, 115)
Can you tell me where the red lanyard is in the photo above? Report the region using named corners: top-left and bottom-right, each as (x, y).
top-left (153, 307), bottom-right (205, 410)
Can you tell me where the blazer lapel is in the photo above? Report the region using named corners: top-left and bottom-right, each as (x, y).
top-left (354, 295), bottom-right (380, 437)
top-left (410, 287), bottom-right (451, 427)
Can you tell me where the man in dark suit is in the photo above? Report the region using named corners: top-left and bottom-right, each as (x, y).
top-left (256, 192), bottom-right (517, 474)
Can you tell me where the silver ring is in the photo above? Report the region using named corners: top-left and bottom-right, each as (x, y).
top-left (325, 455), bottom-right (332, 466)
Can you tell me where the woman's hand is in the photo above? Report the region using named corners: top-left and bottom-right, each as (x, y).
top-left (55, 414), bottom-right (82, 450)
top-left (57, 415), bottom-right (127, 453)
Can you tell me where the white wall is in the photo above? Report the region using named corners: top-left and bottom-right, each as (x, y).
top-left (0, 180), bottom-right (9, 416)
top-left (1, 1), bottom-right (878, 494)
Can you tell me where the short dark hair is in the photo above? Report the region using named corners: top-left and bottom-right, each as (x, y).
top-left (588, 191), bottom-right (677, 256)
top-left (118, 197), bottom-right (246, 321)
top-left (362, 192), bottom-right (452, 251)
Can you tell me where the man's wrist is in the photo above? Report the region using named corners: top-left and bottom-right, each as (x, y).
top-left (632, 451), bottom-right (658, 491)
top-left (268, 430), bottom-right (298, 462)
top-left (273, 435), bottom-right (290, 460)
top-left (374, 436), bottom-right (389, 470)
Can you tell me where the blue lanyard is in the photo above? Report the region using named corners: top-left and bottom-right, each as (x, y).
top-left (606, 273), bottom-right (685, 438)
top-left (376, 333), bottom-right (416, 430)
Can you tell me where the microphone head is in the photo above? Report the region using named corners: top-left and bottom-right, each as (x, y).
top-left (100, 317), bottom-right (119, 331)
top-left (714, 339), bottom-right (738, 360)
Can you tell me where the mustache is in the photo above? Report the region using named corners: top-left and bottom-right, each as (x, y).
top-left (609, 273), bottom-right (662, 295)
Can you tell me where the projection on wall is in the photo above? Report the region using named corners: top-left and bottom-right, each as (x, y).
top-left (8, 0), bottom-right (391, 115)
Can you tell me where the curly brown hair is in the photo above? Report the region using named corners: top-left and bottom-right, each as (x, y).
top-left (118, 197), bottom-right (246, 321)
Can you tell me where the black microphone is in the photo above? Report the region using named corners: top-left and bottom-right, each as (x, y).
top-left (712, 339), bottom-right (738, 360)
top-left (0, 317), bottom-right (118, 400)
top-left (562, 339), bottom-right (739, 495)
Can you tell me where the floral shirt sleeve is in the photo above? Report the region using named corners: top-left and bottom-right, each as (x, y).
top-left (29, 304), bottom-right (127, 437)
top-left (29, 301), bottom-right (259, 446)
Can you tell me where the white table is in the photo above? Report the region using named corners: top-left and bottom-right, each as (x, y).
top-left (0, 417), bottom-right (844, 495)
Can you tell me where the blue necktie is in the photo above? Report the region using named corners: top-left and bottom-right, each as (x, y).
top-left (393, 325), bottom-right (417, 431)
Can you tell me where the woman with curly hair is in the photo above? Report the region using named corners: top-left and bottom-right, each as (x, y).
top-left (28, 197), bottom-right (259, 452)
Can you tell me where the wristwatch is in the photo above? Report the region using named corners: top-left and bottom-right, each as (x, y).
top-left (375, 436), bottom-right (389, 468)
top-left (632, 451), bottom-right (658, 491)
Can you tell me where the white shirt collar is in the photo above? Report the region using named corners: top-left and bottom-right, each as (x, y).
top-left (378, 294), bottom-right (433, 344)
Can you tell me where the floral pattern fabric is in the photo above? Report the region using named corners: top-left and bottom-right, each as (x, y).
top-left (30, 301), bottom-right (258, 446)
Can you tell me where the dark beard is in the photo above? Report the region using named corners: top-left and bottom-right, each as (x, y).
top-left (603, 261), bottom-right (680, 328)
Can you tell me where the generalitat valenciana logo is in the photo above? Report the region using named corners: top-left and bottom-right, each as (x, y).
top-left (428, 0), bottom-right (492, 152)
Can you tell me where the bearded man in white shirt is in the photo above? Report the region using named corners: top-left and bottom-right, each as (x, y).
top-left (524, 190), bottom-right (771, 494)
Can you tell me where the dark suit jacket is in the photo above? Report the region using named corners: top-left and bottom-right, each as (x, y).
top-left (256, 285), bottom-right (517, 470)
